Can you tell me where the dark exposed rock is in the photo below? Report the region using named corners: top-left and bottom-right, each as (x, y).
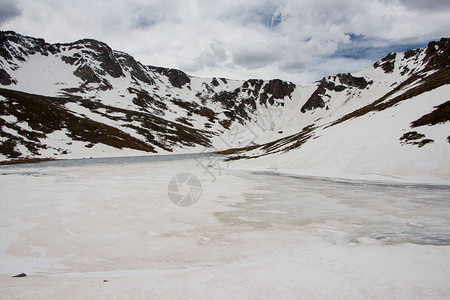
top-left (400, 131), bottom-right (425, 141)
top-left (244, 79), bottom-right (294, 106)
top-left (262, 79), bottom-right (295, 99)
top-left (243, 79), bottom-right (264, 98)
top-left (12, 273), bottom-right (27, 278)
top-left (63, 39), bottom-right (124, 79)
top-left (400, 131), bottom-right (434, 147)
top-left (301, 74), bottom-right (372, 113)
top-left (404, 48), bottom-right (420, 59)
top-left (374, 52), bottom-right (396, 73)
top-left (149, 66), bottom-right (191, 88)
top-left (208, 87), bottom-right (260, 124)
top-left (382, 59), bottom-right (396, 73)
top-left (424, 38), bottom-right (450, 70)
top-left (168, 98), bottom-right (218, 123)
top-left (411, 101), bottom-right (450, 127)
top-left (98, 79), bottom-right (113, 91)
top-left (336, 73), bottom-right (372, 89)
top-left (128, 87), bottom-right (167, 113)
top-left (61, 55), bottom-right (79, 65)
top-left (0, 69), bottom-right (16, 85)
top-left (382, 52), bottom-right (397, 62)
top-left (0, 31), bottom-right (50, 62)
top-left (0, 138), bottom-right (21, 158)
top-left (259, 92), bottom-right (269, 105)
top-left (172, 98), bottom-right (200, 111)
top-left (61, 87), bottom-right (85, 94)
top-left (73, 64), bottom-right (101, 83)
top-left (175, 117), bottom-right (194, 127)
top-left (212, 90), bottom-right (239, 110)
top-left (400, 66), bottom-right (410, 76)
top-left (219, 118), bottom-right (232, 129)
top-left (418, 139), bottom-right (434, 147)
top-left (301, 87), bottom-right (326, 113)
top-left (211, 78), bottom-right (219, 87)
top-left (115, 51), bottom-right (155, 85)
top-left (197, 106), bottom-right (217, 123)
top-left (334, 85), bottom-right (346, 92)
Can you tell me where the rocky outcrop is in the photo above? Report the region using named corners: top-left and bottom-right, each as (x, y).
top-left (211, 78), bottom-right (220, 87)
top-left (0, 69), bottom-right (16, 85)
top-left (73, 64), bottom-right (101, 83)
top-left (260, 79), bottom-right (295, 105)
top-left (263, 79), bottom-right (295, 99)
top-left (411, 101), bottom-right (450, 127)
top-left (149, 66), bottom-right (191, 88)
top-left (301, 74), bottom-right (372, 113)
top-left (243, 79), bottom-right (264, 97)
top-left (374, 52), bottom-right (396, 73)
top-left (424, 38), bottom-right (450, 70)
top-left (59, 39), bottom-right (124, 79)
top-left (0, 31), bottom-right (54, 62)
top-left (336, 73), bottom-right (372, 89)
top-left (400, 131), bottom-right (434, 148)
top-left (300, 87), bottom-right (326, 113)
top-left (115, 51), bottom-right (155, 85)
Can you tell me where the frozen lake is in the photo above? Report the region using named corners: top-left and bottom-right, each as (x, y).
top-left (1, 154), bottom-right (450, 299)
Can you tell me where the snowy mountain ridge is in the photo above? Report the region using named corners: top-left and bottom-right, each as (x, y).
top-left (225, 38), bottom-right (450, 157)
top-left (0, 31), bottom-right (297, 158)
top-left (0, 31), bottom-right (449, 181)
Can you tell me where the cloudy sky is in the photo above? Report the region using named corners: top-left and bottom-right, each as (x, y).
top-left (1, 0), bottom-right (450, 85)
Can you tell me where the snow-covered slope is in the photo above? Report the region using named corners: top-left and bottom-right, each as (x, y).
top-left (0, 31), bottom-right (449, 181)
top-left (0, 31), bottom-right (295, 158)
top-left (224, 39), bottom-right (450, 182)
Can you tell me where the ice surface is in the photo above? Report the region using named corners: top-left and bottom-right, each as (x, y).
top-left (0, 155), bottom-right (449, 298)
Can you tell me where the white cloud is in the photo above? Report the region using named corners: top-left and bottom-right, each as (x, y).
top-left (2, 0), bottom-right (450, 85)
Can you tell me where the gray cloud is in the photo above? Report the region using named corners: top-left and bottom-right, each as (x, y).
top-left (2, 0), bottom-right (450, 85)
top-left (0, 0), bottom-right (21, 24)
top-left (222, 1), bottom-right (285, 29)
top-left (131, 2), bottom-right (181, 29)
top-left (399, 0), bottom-right (450, 11)
top-left (279, 61), bottom-right (307, 73)
top-left (232, 49), bottom-right (280, 70)
top-left (182, 41), bottom-right (228, 72)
